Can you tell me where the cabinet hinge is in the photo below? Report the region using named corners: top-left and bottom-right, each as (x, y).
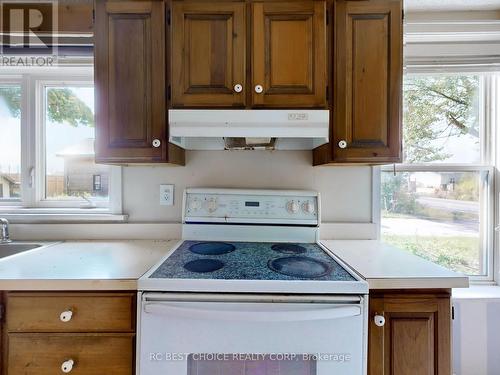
top-left (452, 305), bottom-right (455, 320)
top-left (326, 10), bottom-right (329, 25)
top-left (0, 303), bottom-right (4, 322)
top-left (92, 9), bottom-right (95, 25)
top-left (326, 86), bottom-right (329, 101)
top-left (167, 9), bottom-right (171, 25)
top-left (167, 85), bottom-right (171, 101)
top-left (402, 9), bottom-right (405, 20)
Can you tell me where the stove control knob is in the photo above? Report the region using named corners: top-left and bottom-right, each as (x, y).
top-left (206, 198), bottom-right (218, 213)
top-left (188, 198), bottom-right (202, 211)
top-left (302, 201), bottom-right (315, 214)
top-left (286, 200), bottom-right (300, 214)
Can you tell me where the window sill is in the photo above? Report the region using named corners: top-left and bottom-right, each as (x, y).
top-left (0, 209), bottom-right (128, 223)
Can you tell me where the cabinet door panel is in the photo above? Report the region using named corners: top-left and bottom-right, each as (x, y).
top-left (332, 0), bottom-right (402, 163)
top-left (252, 1), bottom-right (326, 107)
top-left (7, 334), bottom-right (134, 375)
top-left (94, 0), bottom-right (171, 163)
top-left (171, 2), bottom-right (246, 107)
top-left (369, 294), bottom-right (451, 375)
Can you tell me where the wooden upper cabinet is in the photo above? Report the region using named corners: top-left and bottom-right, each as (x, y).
top-left (369, 293), bottom-right (452, 375)
top-left (171, 2), bottom-right (246, 107)
top-left (252, 1), bottom-right (327, 108)
top-left (94, 0), bottom-right (184, 164)
top-left (318, 0), bottom-right (402, 164)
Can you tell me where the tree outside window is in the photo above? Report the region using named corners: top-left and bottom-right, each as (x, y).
top-left (381, 74), bottom-right (492, 277)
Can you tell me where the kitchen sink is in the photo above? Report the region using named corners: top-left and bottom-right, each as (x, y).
top-left (0, 242), bottom-right (43, 259)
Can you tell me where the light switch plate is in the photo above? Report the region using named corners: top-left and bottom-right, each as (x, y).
top-left (160, 184), bottom-right (174, 206)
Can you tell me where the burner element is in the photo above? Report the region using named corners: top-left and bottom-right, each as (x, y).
top-left (271, 243), bottom-right (307, 254)
top-left (268, 256), bottom-right (331, 278)
top-left (189, 242), bottom-right (236, 255)
top-left (184, 259), bottom-right (225, 273)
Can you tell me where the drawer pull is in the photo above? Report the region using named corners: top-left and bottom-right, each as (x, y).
top-left (61, 359), bottom-right (74, 373)
top-left (60, 310), bottom-right (73, 323)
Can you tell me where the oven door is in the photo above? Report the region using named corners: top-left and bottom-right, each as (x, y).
top-left (138, 293), bottom-right (367, 375)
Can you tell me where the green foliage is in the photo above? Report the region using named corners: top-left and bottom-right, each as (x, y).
top-left (46, 88), bottom-right (94, 127)
top-left (0, 87), bottom-right (93, 127)
top-left (449, 174), bottom-right (479, 201)
top-left (403, 75), bottom-right (479, 163)
top-left (382, 234), bottom-right (480, 275)
top-left (0, 87), bottom-right (21, 118)
top-left (381, 172), bottom-right (419, 214)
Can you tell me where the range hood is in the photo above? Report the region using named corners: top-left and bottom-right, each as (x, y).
top-left (168, 109), bottom-right (329, 150)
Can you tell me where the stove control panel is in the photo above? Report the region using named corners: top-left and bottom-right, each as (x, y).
top-left (184, 189), bottom-right (319, 225)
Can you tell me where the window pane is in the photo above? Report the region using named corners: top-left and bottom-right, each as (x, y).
top-left (44, 86), bottom-right (109, 201)
top-left (403, 74), bottom-right (481, 164)
top-left (381, 171), bottom-right (483, 275)
top-left (0, 85), bottom-right (22, 201)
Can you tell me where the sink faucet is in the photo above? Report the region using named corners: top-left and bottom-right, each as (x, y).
top-left (0, 218), bottom-right (11, 243)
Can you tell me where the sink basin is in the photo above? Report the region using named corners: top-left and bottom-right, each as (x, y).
top-left (0, 242), bottom-right (42, 259)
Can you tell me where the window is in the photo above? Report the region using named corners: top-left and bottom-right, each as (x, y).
top-left (43, 85), bottom-right (109, 202)
top-left (380, 73), bottom-right (497, 279)
top-left (0, 69), bottom-right (121, 215)
top-left (0, 84), bottom-right (21, 202)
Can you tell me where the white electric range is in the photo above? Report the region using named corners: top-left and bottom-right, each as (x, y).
top-left (138, 188), bottom-right (369, 375)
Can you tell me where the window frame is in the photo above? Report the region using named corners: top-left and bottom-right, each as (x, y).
top-left (0, 68), bottom-right (122, 216)
top-left (375, 71), bottom-right (498, 283)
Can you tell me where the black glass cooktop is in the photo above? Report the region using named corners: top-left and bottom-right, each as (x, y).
top-left (150, 241), bottom-right (356, 281)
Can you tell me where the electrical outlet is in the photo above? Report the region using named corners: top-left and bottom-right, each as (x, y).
top-left (160, 184), bottom-right (174, 206)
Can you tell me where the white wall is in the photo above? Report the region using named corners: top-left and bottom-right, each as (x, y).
top-left (453, 297), bottom-right (500, 375)
top-left (122, 150), bottom-right (373, 223)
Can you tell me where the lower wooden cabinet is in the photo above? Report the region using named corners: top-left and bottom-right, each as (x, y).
top-left (368, 290), bottom-right (452, 375)
top-left (2, 292), bottom-right (136, 375)
top-left (7, 334), bottom-right (134, 375)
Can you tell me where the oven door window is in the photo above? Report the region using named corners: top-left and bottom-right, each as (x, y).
top-left (187, 354), bottom-right (316, 375)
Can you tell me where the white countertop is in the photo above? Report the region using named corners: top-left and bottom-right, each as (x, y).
top-left (0, 240), bottom-right (178, 290)
top-left (0, 239), bottom-right (469, 291)
top-left (321, 240), bottom-right (469, 290)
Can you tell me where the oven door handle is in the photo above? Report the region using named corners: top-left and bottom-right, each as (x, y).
top-left (143, 303), bottom-right (361, 322)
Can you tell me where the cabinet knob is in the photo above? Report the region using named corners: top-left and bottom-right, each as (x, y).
top-left (374, 314), bottom-right (386, 327)
top-left (234, 84), bottom-right (243, 93)
top-left (61, 359), bottom-right (74, 373)
top-left (59, 310), bottom-right (73, 323)
top-left (152, 139), bottom-right (161, 148)
top-left (338, 140), bottom-right (347, 149)
top-left (254, 85), bottom-right (263, 94)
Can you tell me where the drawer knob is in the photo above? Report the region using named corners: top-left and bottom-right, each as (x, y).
top-left (254, 85), bottom-right (263, 94)
top-left (152, 139), bottom-right (161, 148)
top-left (61, 359), bottom-right (74, 373)
top-left (338, 140), bottom-right (347, 149)
top-left (60, 310), bottom-right (73, 323)
top-left (374, 314), bottom-right (386, 327)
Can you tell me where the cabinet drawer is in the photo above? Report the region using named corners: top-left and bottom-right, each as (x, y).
top-left (7, 334), bottom-right (134, 375)
top-left (6, 293), bottom-right (135, 332)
